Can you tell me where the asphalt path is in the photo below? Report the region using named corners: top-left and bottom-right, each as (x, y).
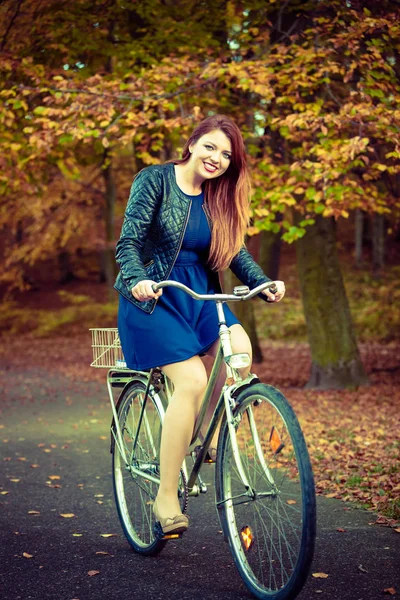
top-left (0, 366), bottom-right (399, 600)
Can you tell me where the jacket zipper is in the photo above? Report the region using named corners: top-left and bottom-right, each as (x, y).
top-left (202, 203), bottom-right (212, 229)
top-left (149, 199), bottom-right (192, 314)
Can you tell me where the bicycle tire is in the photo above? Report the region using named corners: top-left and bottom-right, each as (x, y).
top-left (112, 379), bottom-right (166, 556)
top-left (216, 383), bottom-right (316, 600)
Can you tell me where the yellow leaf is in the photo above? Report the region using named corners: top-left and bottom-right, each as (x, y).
top-left (23, 552), bottom-right (33, 559)
top-left (100, 533), bottom-right (118, 538)
top-left (60, 513), bottom-right (75, 518)
top-left (287, 499), bottom-right (297, 505)
top-left (73, 533), bottom-right (83, 537)
top-left (28, 510), bottom-right (40, 515)
top-left (313, 572), bottom-right (329, 578)
top-left (48, 475), bottom-right (61, 480)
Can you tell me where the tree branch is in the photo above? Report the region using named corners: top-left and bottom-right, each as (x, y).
top-left (15, 77), bottom-right (217, 103)
top-left (1, 0), bottom-right (24, 51)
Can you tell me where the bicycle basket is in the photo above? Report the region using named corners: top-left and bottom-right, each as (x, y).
top-left (90, 328), bottom-right (127, 369)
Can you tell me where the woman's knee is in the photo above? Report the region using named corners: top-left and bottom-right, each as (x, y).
top-left (229, 324), bottom-right (252, 359)
top-left (161, 357), bottom-right (207, 398)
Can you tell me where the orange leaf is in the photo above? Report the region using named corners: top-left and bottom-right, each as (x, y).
top-left (48, 475), bottom-right (61, 480)
top-left (287, 499), bottom-right (297, 505)
top-left (384, 589), bottom-right (396, 596)
top-left (23, 552), bottom-right (33, 559)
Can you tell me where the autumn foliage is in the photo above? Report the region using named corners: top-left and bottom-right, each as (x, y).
top-left (0, 0), bottom-right (399, 291)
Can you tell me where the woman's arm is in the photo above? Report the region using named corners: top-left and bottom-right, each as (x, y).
top-left (115, 168), bottom-right (162, 291)
top-left (229, 246), bottom-right (285, 302)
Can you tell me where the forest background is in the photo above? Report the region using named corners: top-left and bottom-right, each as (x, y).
top-left (0, 0), bottom-right (399, 522)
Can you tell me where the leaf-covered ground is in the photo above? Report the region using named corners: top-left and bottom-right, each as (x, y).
top-left (1, 333), bottom-right (399, 524)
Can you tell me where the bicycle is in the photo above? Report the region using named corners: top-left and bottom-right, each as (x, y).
top-left (90, 280), bottom-right (316, 600)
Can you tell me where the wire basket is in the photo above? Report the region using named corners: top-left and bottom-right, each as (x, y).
top-left (90, 328), bottom-right (127, 369)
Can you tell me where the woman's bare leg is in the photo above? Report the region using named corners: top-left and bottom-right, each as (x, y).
top-left (202, 324), bottom-right (252, 447)
top-left (155, 355), bottom-right (207, 519)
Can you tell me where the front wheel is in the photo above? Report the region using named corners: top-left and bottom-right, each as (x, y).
top-left (216, 383), bottom-right (316, 600)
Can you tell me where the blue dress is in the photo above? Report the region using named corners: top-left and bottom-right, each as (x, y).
top-left (118, 191), bottom-right (240, 370)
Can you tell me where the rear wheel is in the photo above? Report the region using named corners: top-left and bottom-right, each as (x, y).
top-left (216, 383), bottom-right (316, 599)
top-left (112, 379), bottom-right (166, 555)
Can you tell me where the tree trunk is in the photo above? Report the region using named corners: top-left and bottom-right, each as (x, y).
top-left (295, 215), bottom-right (368, 389)
top-left (258, 228), bottom-right (282, 280)
top-left (354, 209), bottom-right (364, 268)
top-left (58, 250), bottom-right (74, 284)
top-left (372, 213), bottom-right (385, 276)
top-left (223, 269), bottom-right (263, 363)
top-left (101, 153), bottom-right (117, 289)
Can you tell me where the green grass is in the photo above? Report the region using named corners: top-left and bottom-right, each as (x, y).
top-left (0, 292), bottom-right (118, 337)
top-left (255, 263), bottom-right (400, 342)
top-left (1, 263), bottom-right (399, 340)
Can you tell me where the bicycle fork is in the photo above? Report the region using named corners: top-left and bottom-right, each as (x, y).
top-left (223, 387), bottom-right (277, 496)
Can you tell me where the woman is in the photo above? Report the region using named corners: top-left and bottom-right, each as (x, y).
top-left (114, 114), bottom-right (285, 535)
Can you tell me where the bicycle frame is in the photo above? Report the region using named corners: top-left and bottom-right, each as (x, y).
top-left (107, 284), bottom-right (277, 498)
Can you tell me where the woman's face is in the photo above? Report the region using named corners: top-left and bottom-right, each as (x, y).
top-left (189, 129), bottom-right (232, 180)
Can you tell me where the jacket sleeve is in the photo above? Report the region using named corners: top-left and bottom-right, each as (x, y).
top-left (229, 246), bottom-right (272, 301)
top-left (115, 168), bottom-right (162, 291)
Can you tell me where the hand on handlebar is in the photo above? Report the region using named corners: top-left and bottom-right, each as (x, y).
top-left (263, 280), bottom-right (286, 302)
top-left (131, 280), bottom-right (163, 302)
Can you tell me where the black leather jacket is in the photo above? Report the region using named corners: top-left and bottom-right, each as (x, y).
top-left (114, 162), bottom-right (271, 313)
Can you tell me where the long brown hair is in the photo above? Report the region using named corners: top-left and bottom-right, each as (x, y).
top-left (175, 115), bottom-right (251, 271)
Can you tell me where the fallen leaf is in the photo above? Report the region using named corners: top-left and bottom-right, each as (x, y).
top-left (1, 491), bottom-right (9, 495)
top-left (23, 552), bottom-right (33, 559)
top-left (94, 494), bottom-right (104, 498)
top-left (17, 457), bottom-right (27, 461)
top-left (95, 551), bottom-right (112, 556)
top-left (394, 528), bottom-right (400, 534)
top-left (88, 570), bottom-right (100, 576)
top-left (72, 533), bottom-right (83, 537)
top-left (287, 499), bottom-right (297, 505)
top-left (100, 533), bottom-right (118, 538)
top-left (99, 436), bottom-right (107, 440)
top-left (48, 475), bottom-right (61, 480)
top-left (60, 513), bottom-right (75, 518)
top-left (30, 464), bottom-right (40, 468)
top-left (336, 528), bottom-right (346, 532)
top-left (28, 510), bottom-right (40, 515)
top-left (358, 564), bottom-right (368, 573)
top-left (384, 589), bottom-right (396, 596)
top-left (10, 478), bottom-right (20, 483)
top-left (312, 573), bottom-right (329, 579)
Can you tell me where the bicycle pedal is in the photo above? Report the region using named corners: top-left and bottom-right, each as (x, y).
top-left (153, 521), bottom-right (183, 541)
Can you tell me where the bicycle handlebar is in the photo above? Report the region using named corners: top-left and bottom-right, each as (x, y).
top-left (152, 280), bottom-right (277, 302)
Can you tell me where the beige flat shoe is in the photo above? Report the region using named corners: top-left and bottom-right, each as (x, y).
top-left (153, 499), bottom-right (189, 535)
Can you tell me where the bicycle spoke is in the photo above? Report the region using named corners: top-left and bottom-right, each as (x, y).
top-left (216, 383), bottom-right (316, 599)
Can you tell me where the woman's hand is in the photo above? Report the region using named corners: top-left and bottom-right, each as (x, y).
top-left (263, 280), bottom-right (286, 302)
top-left (131, 280), bottom-right (163, 302)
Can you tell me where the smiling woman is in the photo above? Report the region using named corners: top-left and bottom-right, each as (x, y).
top-left (114, 114), bottom-right (286, 533)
